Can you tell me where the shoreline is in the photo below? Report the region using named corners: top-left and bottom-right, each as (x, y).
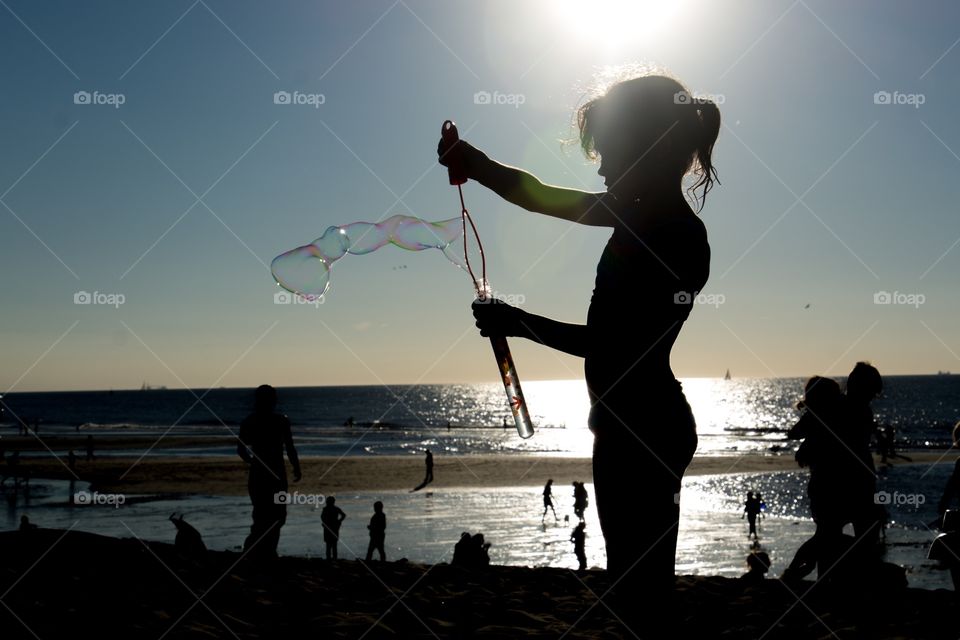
top-left (10, 452), bottom-right (957, 496)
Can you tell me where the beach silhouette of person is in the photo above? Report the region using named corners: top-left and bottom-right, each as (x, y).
top-left (452, 531), bottom-right (492, 568)
top-left (19, 515), bottom-right (37, 532)
top-left (740, 550), bottom-right (770, 585)
top-left (843, 362), bottom-right (884, 550)
top-left (365, 500), bottom-right (387, 561)
top-left (542, 479), bottom-right (558, 522)
top-left (451, 72), bottom-right (719, 617)
top-left (743, 491), bottom-right (762, 540)
top-left (571, 522), bottom-right (587, 570)
top-left (784, 376), bottom-right (866, 581)
top-left (237, 384), bottom-right (302, 559)
top-left (931, 421), bottom-right (960, 591)
top-left (169, 513), bottom-right (207, 559)
top-left (321, 496), bottom-right (347, 560)
top-left (411, 449), bottom-right (435, 492)
top-left (85, 435), bottom-right (94, 461)
top-left (68, 449), bottom-right (76, 471)
top-left (573, 481), bottom-right (589, 523)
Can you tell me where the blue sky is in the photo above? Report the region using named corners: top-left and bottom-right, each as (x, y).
top-left (2, 0), bottom-right (959, 391)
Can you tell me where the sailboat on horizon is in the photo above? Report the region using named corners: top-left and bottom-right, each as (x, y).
top-left (723, 369), bottom-right (732, 381)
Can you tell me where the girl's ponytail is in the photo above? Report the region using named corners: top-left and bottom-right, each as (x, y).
top-left (692, 99), bottom-right (721, 210)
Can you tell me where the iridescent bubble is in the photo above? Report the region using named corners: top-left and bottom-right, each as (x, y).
top-left (271, 214), bottom-right (467, 297)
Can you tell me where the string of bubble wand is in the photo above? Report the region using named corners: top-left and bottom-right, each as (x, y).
top-left (440, 120), bottom-right (534, 439)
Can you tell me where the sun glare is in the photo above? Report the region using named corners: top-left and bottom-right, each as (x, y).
top-left (553, 0), bottom-right (688, 49)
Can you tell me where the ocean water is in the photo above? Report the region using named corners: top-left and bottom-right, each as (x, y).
top-left (1, 375), bottom-right (958, 458)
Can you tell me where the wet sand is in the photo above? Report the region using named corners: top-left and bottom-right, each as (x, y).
top-left (11, 451), bottom-right (956, 496)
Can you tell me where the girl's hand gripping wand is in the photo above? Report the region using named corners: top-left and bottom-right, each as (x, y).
top-left (441, 120), bottom-right (534, 439)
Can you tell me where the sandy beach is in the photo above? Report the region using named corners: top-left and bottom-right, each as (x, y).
top-left (10, 448), bottom-right (957, 496)
top-left (1, 528), bottom-right (956, 639)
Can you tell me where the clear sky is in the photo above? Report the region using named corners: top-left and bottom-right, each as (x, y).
top-left (2, 0), bottom-right (959, 392)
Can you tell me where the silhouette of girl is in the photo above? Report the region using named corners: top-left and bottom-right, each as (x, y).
top-left (443, 71), bottom-right (719, 616)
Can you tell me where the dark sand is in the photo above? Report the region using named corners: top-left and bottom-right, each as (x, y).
top-left (0, 529), bottom-right (955, 639)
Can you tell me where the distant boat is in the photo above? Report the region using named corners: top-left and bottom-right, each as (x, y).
top-left (724, 369), bottom-right (732, 380)
top-left (937, 370), bottom-right (952, 376)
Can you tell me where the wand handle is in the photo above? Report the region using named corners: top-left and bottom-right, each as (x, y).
top-left (441, 120), bottom-right (468, 186)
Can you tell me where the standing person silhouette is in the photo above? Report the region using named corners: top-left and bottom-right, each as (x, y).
top-left (573, 481), bottom-right (589, 523)
top-left (321, 496), bottom-right (347, 560)
top-left (448, 72), bottom-right (719, 619)
top-left (571, 522), bottom-right (587, 571)
top-left (237, 384), bottom-right (302, 559)
top-left (365, 501), bottom-right (387, 562)
top-left (843, 362), bottom-right (884, 552)
top-left (542, 478), bottom-right (558, 522)
top-left (743, 491), bottom-right (761, 540)
top-left (424, 449), bottom-right (434, 484)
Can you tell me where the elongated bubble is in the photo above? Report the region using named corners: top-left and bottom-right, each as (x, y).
top-left (272, 214), bottom-right (466, 297)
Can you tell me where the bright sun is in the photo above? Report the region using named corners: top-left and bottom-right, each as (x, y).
top-left (553, 0), bottom-right (688, 50)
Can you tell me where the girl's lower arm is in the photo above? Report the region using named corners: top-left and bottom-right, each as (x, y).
top-left (515, 311), bottom-right (589, 358)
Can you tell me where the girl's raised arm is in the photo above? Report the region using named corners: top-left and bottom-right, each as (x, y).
top-left (438, 139), bottom-right (616, 227)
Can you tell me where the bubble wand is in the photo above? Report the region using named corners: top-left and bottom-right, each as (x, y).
top-left (440, 120), bottom-right (534, 439)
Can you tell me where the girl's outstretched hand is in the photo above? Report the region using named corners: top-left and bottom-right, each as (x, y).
top-left (472, 298), bottom-right (527, 338)
top-left (437, 137), bottom-right (485, 177)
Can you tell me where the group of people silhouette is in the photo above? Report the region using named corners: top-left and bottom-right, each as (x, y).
top-left (236, 384), bottom-right (389, 562)
top-left (781, 363), bottom-right (886, 584)
top-left (541, 479), bottom-right (591, 569)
